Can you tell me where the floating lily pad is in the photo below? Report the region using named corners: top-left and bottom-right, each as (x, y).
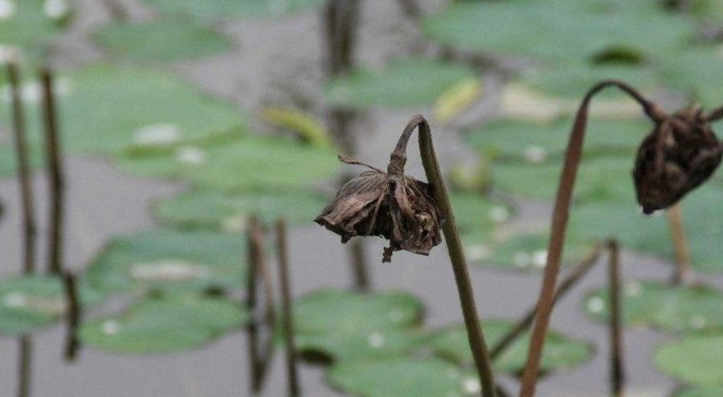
top-left (328, 357), bottom-right (480, 397)
top-left (465, 118), bottom-right (648, 161)
top-left (118, 136), bottom-right (340, 191)
top-left (569, 187), bottom-right (723, 274)
top-left (656, 47), bottom-right (723, 108)
top-left (451, 193), bottom-right (512, 234)
top-left (87, 229), bottom-right (247, 295)
top-left (492, 155), bottom-right (635, 203)
top-left (94, 18), bottom-right (233, 62)
top-left (79, 294), bottom-right (246, 354)
top-left (153, 189), bottom-right (327, 231)
top-left (519, 63), bottom-right (660, 99)
top-left (674, 387), bottom-right (723, 397)
top-left (0, 0), bottom-right (70, 50)
top-left (325, 58), bottom-right (477, 109)
top-left (430, 319), bottom-right (594, 375)
top-left (0, 275), bottom-right (104, 335)
top-left (655, 335), bottom-right (723, 387)
top-left (422, 1), bottom-right (694, 63)
top-left (584, 281), bottom-right (723, 334)
top-left (468, 231), bottom-right (595, 271)
top-left (295, 289), bottom-right (424, 335)
top-left (297, 328), bottom-right (428, 363)
top-left (141, 0), bottom-right (328, 21)
top-left (0, 65), bottom-right (246, 154)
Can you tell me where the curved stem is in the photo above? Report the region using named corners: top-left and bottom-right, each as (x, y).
top-left (519, 80), bottom-right (661, 397)
top-left (402, 115), bottom-right (497, 397)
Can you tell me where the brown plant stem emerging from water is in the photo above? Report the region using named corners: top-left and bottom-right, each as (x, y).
top-left (276, 219), bottom-right (301, 397)
top-left (668, 204), bottom-right (692, 286)
top-left (62, 272), bottom-right (80, 362)
top-left (316, 115), bottom-right (497, 397)
top-left (520, 80), bottom-right (666, 397)
top-left (40, 69), bottom-right (66, 276)
top-left (7, 63), bottom-right (37, 276)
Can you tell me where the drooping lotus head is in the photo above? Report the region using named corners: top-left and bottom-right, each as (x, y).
top-left (315, 155), bottom-right (443, 263)
top-left (633, 105), bottom-right (723, 214)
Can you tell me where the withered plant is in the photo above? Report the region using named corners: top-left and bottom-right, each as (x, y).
top-left (519, 80), bottom-right (723, 397)
top-left (316, 115), bottom-right (498, 397)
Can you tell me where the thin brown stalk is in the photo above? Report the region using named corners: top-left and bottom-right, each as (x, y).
top-left (276, 219), bottom-right (301, 397)
top-left (398, 115), bottom-right (496, 397)
top-left (246, 216), bottom-right (263, 395)
top-left (40, 69), bottom-right (65, 276)
top-left (519, 80), bottom-right (663, 397)
top-left (62, 272), bottom-right (80, 362)
top-left (246, 217), bottom-right (276, 395)
top-left (17, 336), bottom-right (31, 397)
top-left (668, 204), bottom-right (692, 286)
top-left (7, 63), bottom-right (37, 275)
top-left (607, 240), bottom-right (625, 397)
top-left (490, 243), bottom-right (606, 359)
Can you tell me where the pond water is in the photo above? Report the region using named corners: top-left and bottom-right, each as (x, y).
top-left (0, 0), bottom-right (703, 396)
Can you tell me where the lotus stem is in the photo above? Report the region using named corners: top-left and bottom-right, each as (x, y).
top-left (519, 80), bottom-right (660, 397)
top-left (276, 219), bottom-right (301, 397)
top-left (668, 204), bottom-right (692, 286)
top-left (402, 115), bottom-right (497, 397)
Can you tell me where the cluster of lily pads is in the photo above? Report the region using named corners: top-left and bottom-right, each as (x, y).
top-left (2, 0), bottom-right (723, 396)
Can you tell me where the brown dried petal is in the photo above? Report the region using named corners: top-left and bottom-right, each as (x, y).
top-left (633, 106), bottom-right (723, 214)
top-left (315, 160), bottom-right (443, 262)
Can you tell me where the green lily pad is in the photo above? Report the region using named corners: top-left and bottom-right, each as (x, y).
top-left (329, 357), bottom-right (480, 397)
top-left (94, 18), bottom-right (233, 62)
top-left (465, 118), bottom-right (648, 161)
top-left (674, 387), bottom-right (723, 397)
top-left (153, 189), bottom-right (327, 231)
top-left (656, 46), bottom-right (723, 108)
top-left (141, 0), bottom-right (328, 21)
top-left (118, 135), bottom-right (340, 191)
top-left (569, 187), bottom-right (723, 274)
top-left (297, 328), bottom-right (429, 363)
top-left (492, 155), bottom-right (635, 203)
top-left (0, 275), bottom-right (104, 335)
top-left (655, 335), bottom-right (723, 387)
top-left (451, 193), bottom-right (512, 234)
top-left (0, 0), bottom-right (70, 50)
top-left (519, 63), bottom-right (660, 99)
top-left (87, 229), bottom-right (247, 295)
top-left (79, 294), bottom-right (247, 354)
top-left (325, 58), bottom-right (477, 109)
top-left (295, 289), bottom-right (424, 336)
top-left (584, 281), bottom-right (723, 334)
top-left (0, 65), bottom-right (246, 154)
top-left (430, 319), bottom-right (594, 375)
top-left (422, 1), bottom-right (694, 63)
top-left (467, 231), bottom-right (595, 271)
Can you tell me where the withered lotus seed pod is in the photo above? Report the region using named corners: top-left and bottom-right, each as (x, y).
top-left (633, 105), bottom-right (723, 215)
top-left (315, 149), bottom-right (444, 262)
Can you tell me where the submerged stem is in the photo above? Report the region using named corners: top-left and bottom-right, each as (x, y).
top-left (402, 115), bottom-right (496, 397)
top-left (668, 204), bottom-right (692, 286)
top-left (519, 80), bottom-right (660, 397)
top-left (607, 240), bottom-right (625, 397)
top-left (40, 69), bottom-right (65, 276)
top-left (276, 219), bottom-right (301, 397)
top-left (7, 63), bottom-right (37, 275)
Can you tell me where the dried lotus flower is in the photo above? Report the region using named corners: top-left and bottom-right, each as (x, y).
top-left (633, 105), bottom-right (723, 214)
top-left (315, 147), bottom-right (443, 262)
